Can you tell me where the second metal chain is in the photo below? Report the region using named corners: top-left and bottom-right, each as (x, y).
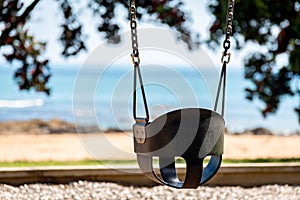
top-left (216, 0), bottom-right (235, 117)
top-left (221, 0), bottom-right (235, 64)
top-left (130, 0), bottom-right (149, 122)
top-left (130, 0), bottom-right (140, 66)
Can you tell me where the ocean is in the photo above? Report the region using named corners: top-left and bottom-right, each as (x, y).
top-left (0, 64), bottom-right (299, 134)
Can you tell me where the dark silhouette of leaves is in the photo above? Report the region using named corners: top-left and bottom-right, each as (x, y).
top-left (208, 0), bottom-right (300, 122)
top-left (1, 0), bottom-right (50, 94)
top-left (58, 0), bottom-right (86, 56)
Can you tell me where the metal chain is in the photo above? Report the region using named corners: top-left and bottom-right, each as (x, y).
top-left (130, 0), bottom-right (140, 66)
top-left (130, 0), bottom-right (150, 122)
top-left (221, 0), bottom-right (235, 64)
top-left (129, 0), bottom-right (235, 119)
top-left (215, 0), bottom-right (235, 117)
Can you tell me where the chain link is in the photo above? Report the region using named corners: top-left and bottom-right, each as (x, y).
top-left (225, 0), bottom-right (235, 41)
top-left (216, 0), bottom-right (235, 117)
top-left (221, 0), bottom-right (235, 64)
top-left (130, 0), bottom-right (140, 66)
top-left (129, 0), bottom-right (149, 121)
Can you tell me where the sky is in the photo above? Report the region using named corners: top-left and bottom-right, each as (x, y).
top-left (1, 0), bottom-right (287, 69)
top-left (18, 0), bottom-right (247, 68)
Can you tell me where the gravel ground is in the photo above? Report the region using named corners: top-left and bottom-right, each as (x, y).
top-left (0, 181), bottom-right (299, 200)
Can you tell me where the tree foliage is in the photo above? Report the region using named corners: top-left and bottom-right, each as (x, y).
top-left (208, 0), bottom-right (300, 122)
top-left (0, 0), bottom-right (51, 93)
top-left (0, 0), bottom-right (197, 94)
top-left (0, 0), bottom-right (299, 122)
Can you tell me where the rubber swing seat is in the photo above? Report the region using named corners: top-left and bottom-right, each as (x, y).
top-left (133, 108), bottom-right (224, 188)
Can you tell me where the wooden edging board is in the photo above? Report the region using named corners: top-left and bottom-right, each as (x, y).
top-left (0, 163), bottom-right (299, 187)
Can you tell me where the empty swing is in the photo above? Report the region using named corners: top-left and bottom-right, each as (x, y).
top-left (129, 0), bottom-right (235, 189)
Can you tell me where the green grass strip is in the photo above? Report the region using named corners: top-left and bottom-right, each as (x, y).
top-left (0, 158), bottom-right (299, 168)
top-left (0, 160), bottom-right (102, 167)
top-left (222, 158), bottom-right (300, 163)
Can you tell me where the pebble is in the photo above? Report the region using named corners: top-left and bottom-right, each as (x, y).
top-left (0, 181), bottom-right (299, 200)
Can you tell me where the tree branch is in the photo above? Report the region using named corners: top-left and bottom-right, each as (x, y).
top-left (0, 0), bottom-right (40, 45)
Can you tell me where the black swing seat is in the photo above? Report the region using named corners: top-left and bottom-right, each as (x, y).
top-left (133, 108), bottom-right (224, 188)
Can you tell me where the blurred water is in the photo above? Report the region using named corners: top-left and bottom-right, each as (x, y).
top-left (0, 65), bottom-right (299, 134)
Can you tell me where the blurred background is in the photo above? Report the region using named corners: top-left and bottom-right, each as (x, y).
top-left (0, 0), bottom-right (299, 135)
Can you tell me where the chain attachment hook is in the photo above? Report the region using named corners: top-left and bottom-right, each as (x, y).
top-left (221, 52), bottom-right (231, 64)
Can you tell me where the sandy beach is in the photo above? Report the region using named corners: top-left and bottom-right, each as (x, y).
top-left (0, 132), bottom-right (299, 162)
top-left (0, 119), bottom-right (298, 162)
